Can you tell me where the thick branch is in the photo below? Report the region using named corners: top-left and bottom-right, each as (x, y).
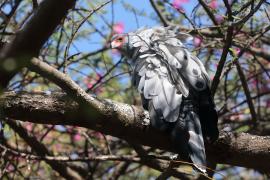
top-left (1, 91), bottom-right (270, 172)
top-left (0, 0), bottom-right (76, 89)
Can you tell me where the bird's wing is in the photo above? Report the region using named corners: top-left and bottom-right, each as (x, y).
top-left (132, 50), bottom-right (208, 173)
top-left (157, 37), bottom-right (210, 92)
top-left (158, 35), bottom-right (219, 141)
top-left (131, 33), bottom-right (211, 123)
top-left (132, 53), bottom-right (182, 123)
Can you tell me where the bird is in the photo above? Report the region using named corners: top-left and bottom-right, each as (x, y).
top-left (111, 26), bottom-right (219, 174)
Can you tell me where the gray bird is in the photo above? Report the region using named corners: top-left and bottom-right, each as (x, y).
top-left (111, 26), bottom-right (219, 173)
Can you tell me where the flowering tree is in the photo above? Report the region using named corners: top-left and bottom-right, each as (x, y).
top-left (0, 0), bottom-right (270, 179)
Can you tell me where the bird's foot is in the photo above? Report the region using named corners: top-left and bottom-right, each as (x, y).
top-left (142, 110), bottom-right (150, 126)
top-left (169, 154), bottom-right (178, 160)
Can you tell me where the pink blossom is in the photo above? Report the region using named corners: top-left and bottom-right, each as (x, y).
top-left (43, 133), bottom-right (52, 141)
top-left (113, 22), bottom-right (124, 34)
top-left (172, 0), bottom-right (189, 11)
top-left (7, 164), bottom-right (15, 172)
top-left (215, 14), bottom-right (224, 24)
top-left (236, 48), bottom-right (241, 55)
top-left (234, 47), bottom-right (241, 55)
top-left (92, 132), bottom-right (103, 139)
top-left (25, 123), bottom-right (33, 131)
top-left (250, 78), bottom-right (257, 88)
top-left (209, 0), bottom-right (218, 9)
top-left (55, 144), bottom-right (61, 151)
top-left (87, 82), bottom-right (93, 89)
top-left (84, 77), bottom-right (94, 89)
top-left (73, 134), bottom-right (82, 141)
top-left (193, 36), bottom-right (202, 47)
top-left (172, 0), bottom-right (189, 8)
top-left (84, 74), bottom-right (104, 94)
top-left (177, 6), bottom-right (186, 13)
top-left (230, 114), bottom-right (239, 121)
top-left (251, 42), bottom-right (258, 48)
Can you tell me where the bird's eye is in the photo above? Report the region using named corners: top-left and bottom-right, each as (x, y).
top-left (117, 37), bottom-right (123, 41)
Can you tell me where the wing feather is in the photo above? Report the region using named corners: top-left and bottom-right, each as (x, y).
top-left (133, 55), bottom-right (182, 123)
top-left (144, 75), bottom-right (158, 98)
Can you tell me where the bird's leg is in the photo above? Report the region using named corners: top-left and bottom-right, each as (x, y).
top-left (141, 110), bottom-right (151, 132)
top-left (142, 110), bottom-right (151, 126)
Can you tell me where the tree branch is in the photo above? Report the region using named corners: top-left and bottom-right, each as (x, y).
top-left (149, 0), bottom-right (170, 27)
top-left (5, 120), bottom-right (83, 180)
top-left (0, 143), bottom-right (194, 179)
top-left (211, 26), bottom-right (234, 95)
top-left (1, 91), bottom-right (270, 173)
top-left (0, 0), bottom-right (76, 89)
top-left (235, 61), bottom-right (258, 125)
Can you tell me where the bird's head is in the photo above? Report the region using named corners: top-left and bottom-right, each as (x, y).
top-left (111, 34), bottom-right (133, 57)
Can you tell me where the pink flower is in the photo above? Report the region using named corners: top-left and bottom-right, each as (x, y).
top-left (84, 74), bottom-right (104, 93)
top-left (209, 0), bottom-right (218, 9)
top-left (55, 144), bottom-right (61, 151)
top-left (25, 123), bottom-right (33, 131)
top-left (193, 36), bottom-right (202, 47)
top-left (87, 82), bottom-right (93, 89)
top-left (215, 14), bottom-right (224, 24)
top-left (230, 114), bottom-right (239, 121)
top-left (250, 78), bottom-right (257, 88)
top-left (7, 164), bottom-right (15, 172)
top-left (235, 47), bottom-right (241, 55)
top-left (92, 132), bottom-right (103, 139)
top-left (113, 22), bottom-right (124, 34)
top-left (172, 0), bottom-right (189, 11)
top-left (73, 134), bottom-right (82, 141)
top-left (84, 77), bottom-right (94, 89)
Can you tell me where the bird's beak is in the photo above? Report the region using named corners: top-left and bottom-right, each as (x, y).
top-left (110, 41), bottom-right (117, 49)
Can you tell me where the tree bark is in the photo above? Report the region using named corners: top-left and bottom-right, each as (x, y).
top-left (1, 91), bottom-right (270, 173)
top-left (0, 0), bottom-right (76, 89)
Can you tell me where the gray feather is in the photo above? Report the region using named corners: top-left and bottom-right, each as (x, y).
top-left (120, 26), bottom-right (219, 174)
top-left (137, 75), bottom-right (145, 93)
top-left (144, 75), bottom-right (158, 98)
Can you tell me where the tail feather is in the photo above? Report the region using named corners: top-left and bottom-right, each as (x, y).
top-left (199, 89), bottom-right (219, 143)
top-left (187, 113), bottom-right (207, 173)
top-left (170, 103), bottom-right (207, 173)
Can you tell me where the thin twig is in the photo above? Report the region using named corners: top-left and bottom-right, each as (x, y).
top-left (149, 0), bottom-right (169, 26)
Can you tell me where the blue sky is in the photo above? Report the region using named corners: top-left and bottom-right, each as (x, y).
top-left (74, 0), bottom-right (198, 53)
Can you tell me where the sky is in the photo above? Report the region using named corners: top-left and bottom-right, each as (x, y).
top-left (74, 0), bottom-right (198, 53)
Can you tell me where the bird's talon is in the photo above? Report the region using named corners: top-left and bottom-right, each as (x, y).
top-left (170, 154), bottom-right (178, 160)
